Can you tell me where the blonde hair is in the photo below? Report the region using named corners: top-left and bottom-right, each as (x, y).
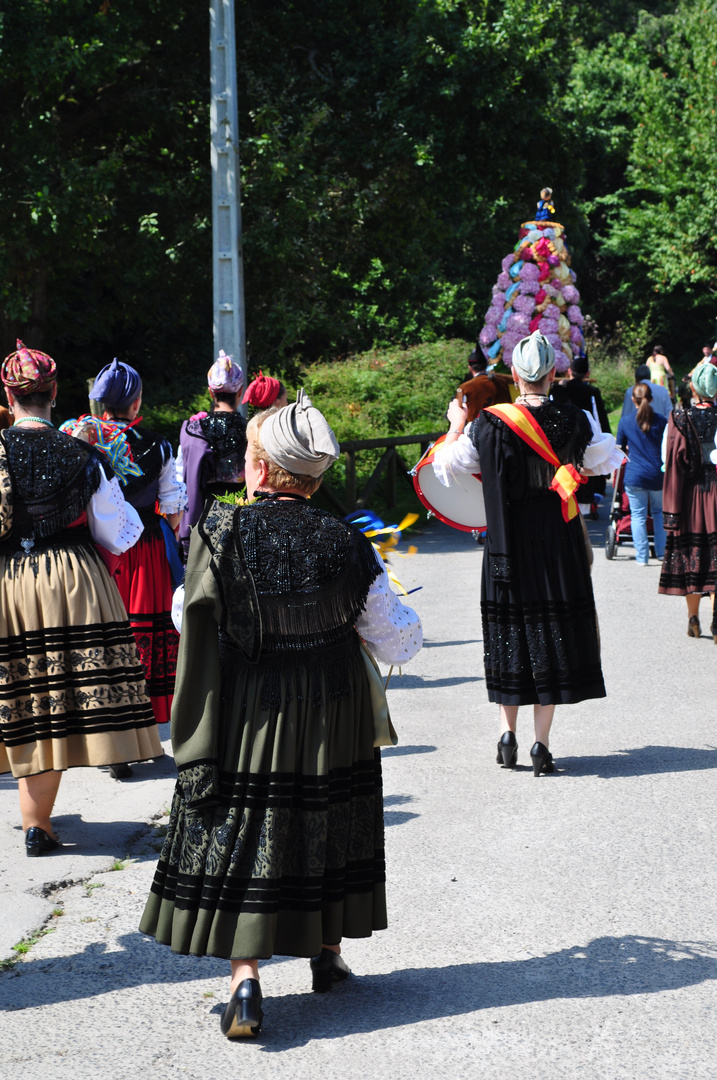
top-left (246, 411), bottom-right (323, 497)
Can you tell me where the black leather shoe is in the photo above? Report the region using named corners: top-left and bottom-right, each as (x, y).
top-left (530, 741), bottom-right (555, 777)
top-left (108, 763), bottom-right (133, 780)
top-left (25, 827), bottom-right (61, 858)
top-left (220, 978), bottom-right (263, 1038)
top-left (496, 730), bottom-right (518, 767)
top-left (310, 948), bottom-right (351, 993)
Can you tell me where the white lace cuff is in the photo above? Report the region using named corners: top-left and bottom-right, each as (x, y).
top-left (356, 561), bottom-right (423, 665)
top-left (86, 472), bottom-right (143, 554)
top-left (431, 433), bottom-right (480, 487)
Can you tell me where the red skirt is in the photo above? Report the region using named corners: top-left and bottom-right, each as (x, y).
top-left (115, 531), bottom-right (179, 724)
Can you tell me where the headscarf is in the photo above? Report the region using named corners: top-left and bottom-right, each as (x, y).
top-left (511, 331), bottom-right (556, 383)
top-left (207, 350), bottom-right (244, 395)
top-left (692, 360), bottom-right (717, 400)
top-left (243, 371), bottom-right (282, 408)
top-left (89, 359), bottom-right (142, 409)
top-left (259, 389), bottom-right (340, 477)
top-left (1, 340), bottom-right (57, 396)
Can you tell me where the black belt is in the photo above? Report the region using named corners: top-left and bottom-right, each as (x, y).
top-left (0, 525), bottom-right (93, 556)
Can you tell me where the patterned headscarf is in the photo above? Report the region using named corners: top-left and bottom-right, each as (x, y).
top-left (1, 340), bottom-right (57, 396)
top-left (207, 350), bottom-right (244, 395)
top-left (89, 359), bottom-right (142, 409)
top-left (692, 360), bottom-right (717, 401)
top-left (511, 331), bottom-right (556, 382)
top-left (243, 371), bottom-right (282, 408)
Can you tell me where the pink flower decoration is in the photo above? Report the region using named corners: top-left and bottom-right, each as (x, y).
top-left (562, 285), bottom-right (580, 304)
top-left (497, 271), bottom-right (512, 290)
top-left (502, 254), bottom-right (516, 273)
top-left (519, 262), bottom-right (540, 282)
top-left (535, 288), bottom-right (547, 305)
top-left (567, 305), bottom-right (584, 326)
top-left (538, 263), bottom-right (551, 282)
top-left (535, 238), bottom-right (552, 259)
top-left (529, 315), bottom-right (542, 334)
top-left (547, 254), bottom-right (560, 267)
top-left (520, 245), bottom-right (534, 261)
top-left (520, 278), bottom-right (540, 295)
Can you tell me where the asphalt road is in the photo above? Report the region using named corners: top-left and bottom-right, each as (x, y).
top-left (1, 512), bottom-right (716, 1079)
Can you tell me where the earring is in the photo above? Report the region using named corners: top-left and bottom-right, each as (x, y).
top-left (51, 400), bottom-right (56, 409)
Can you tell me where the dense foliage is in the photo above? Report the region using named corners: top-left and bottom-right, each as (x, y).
top-left (0, 0), bottom-right (714, 420)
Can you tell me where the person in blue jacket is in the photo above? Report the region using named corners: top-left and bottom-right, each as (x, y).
top-left (616, 382), bottom-right (667, 565)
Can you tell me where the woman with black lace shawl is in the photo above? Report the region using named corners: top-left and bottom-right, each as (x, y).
top-left (659, 361), bottom-right (717, 640)
top-left (0, 343), bottom-right (161, 856)
top-left (140, 391), bottom-right (422, 1038)
top-left (434, 332), bottom-right (622, 776)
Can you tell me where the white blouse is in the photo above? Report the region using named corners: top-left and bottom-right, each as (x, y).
top-left (86, 470), bottom-right (144, 554)
top-left (157, 453), bottom-right (188, 515)
top-left (433, 410), bottom-right (624, 485)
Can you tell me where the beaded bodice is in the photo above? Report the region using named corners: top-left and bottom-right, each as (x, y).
top-left (187, 412), bottom-right (247, 487)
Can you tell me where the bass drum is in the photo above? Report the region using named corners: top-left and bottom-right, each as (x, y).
top-left (412, 434), bottom-right (487, 533)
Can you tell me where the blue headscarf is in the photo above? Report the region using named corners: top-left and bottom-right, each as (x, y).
top-left (89, 359), bottom-right (142, 410)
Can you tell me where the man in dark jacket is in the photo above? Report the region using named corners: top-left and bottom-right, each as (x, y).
top-left (551, 354), bottom-right (611, 516)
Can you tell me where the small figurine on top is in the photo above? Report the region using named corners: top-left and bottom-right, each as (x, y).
top-left (535, 187), bottom-right (555, 222)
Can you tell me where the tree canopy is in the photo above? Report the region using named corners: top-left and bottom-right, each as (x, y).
top-left (0, 0), bottom-right (713, 414)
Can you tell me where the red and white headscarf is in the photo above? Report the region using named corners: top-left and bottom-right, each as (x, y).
top-left (1, 340), bottom-right (57, 396)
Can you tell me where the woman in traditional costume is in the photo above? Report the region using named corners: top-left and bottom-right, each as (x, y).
top-left (176, 351), bottom-right (248, 561)
top-left (140, 391), bottom-right (422, 1037)
top-left (434, 331), bottom-right (622, 775)
top-left (0, 342), bottom-right (161, 855)
top-left (90, 360), bottom-right (187, 730)
top-left (659, 361), bottom-right (717, 640)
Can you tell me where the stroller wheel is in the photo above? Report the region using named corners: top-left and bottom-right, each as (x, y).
top-left (605, 524), bottom-right (617, 560)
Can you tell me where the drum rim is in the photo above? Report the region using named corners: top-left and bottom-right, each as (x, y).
top-left (413, 434), bottom-right (486, 533)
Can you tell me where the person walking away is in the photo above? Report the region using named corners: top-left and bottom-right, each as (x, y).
top-left (616, 384), bottom-right (667, 565)
top-left (659, 361), bottom-right (717, 640)
top-left (552, 353), bottom-right (611, 516)
top-left (89, 360), bottom-right (187, 729)
top-left (433, 331), bottom-right (623, 775)
top-left (0, 342), bottom-right (161, 855)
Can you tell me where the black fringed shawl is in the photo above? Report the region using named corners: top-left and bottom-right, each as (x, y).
top-left (198, 499), bottom-right (382, 707)
top-left (0, 428), bottom-right (110, 540)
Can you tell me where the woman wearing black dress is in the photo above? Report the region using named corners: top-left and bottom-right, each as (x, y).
top-left (435, 331), bottom-right (622, 774)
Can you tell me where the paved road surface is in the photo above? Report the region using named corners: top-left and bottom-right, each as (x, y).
top-left (1, 514), bottom-right (716, 1079)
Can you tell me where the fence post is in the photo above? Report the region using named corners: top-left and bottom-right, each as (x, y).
top-left (345, 450), bottom-right (356, 511)
top-left (385, 448), bottom-right (397, 509)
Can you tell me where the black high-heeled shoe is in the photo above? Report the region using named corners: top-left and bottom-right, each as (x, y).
top-left (220, 978), bottom-right (263, 1038)
top-left (25, 827), bottom-right (61, 858)
top-left (310, 948), bottom-right (351, 993)
top-left (688, 615), bottom-right (701, 638)
top-left (496, 730), bottom-right (518, 767)
top-left (529, 741), bottom-right (555, 777)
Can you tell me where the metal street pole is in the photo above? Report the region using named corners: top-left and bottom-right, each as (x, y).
top-left (209, 0), bottom-right (246, 376)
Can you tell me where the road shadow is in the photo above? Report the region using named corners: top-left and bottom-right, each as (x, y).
top-left (560, 746), bottom-right (717, 779)
top-left (3, 934), bottom-right (716, 1044)
top-left (422, 640), bottom-right (477, 649)
top-left (20, 815), bottom-right (162, 860)
top-left (382, 744), bottom-right (437, 758)
top-left (388, 674), bottom-right (482, 689)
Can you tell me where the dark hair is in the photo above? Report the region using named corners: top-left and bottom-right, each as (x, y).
top-left (212, 390), bottom-right (241, 407)
top-left (15, 389), bottom-right (53, 408)
top-left (468, 350), bottom-right (487, 372)
top-left (632, 382), bottom-right (654, 433)
top-left (634, 364), bottom-right (651, 382)
top-left (652, 345), bottom-right (664, 354)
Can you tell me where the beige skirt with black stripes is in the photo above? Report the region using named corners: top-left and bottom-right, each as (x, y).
top-left (0, 541), bottom-right (162, 777)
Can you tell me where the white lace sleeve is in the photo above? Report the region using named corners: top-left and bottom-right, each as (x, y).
top-left (581, 411), bottom-right (626, 476)
top-left (86, 470), bottom-right (144, 554)
top-left (175, 443), bottom-right (184, 484)
top-left (355, 559), bottom-right (423, 665)
top-left (431, 432), bottom-right (480, 487)
top-left (157, 453), bottom-right (188, 514)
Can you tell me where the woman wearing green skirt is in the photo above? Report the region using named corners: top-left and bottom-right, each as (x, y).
top-left (140, 392), bottom-right (422, 1037)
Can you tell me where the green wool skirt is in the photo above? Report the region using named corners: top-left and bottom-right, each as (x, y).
top-left (140, 653), bottom-right (387, 959)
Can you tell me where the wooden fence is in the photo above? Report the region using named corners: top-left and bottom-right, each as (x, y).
top-left (320, 432), bottom-right (445, 516)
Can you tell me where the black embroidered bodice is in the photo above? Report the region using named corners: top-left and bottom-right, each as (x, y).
top-left (198, 499), bottom-right (381, 706)
top-left (187, 412), bottom-right (247, 489)
top-left (674, 406), bottom-right (717, 488)
top-left (120, 425), bottom-right (171, 509)
top-left (0, 428), bottom-right (109, 540)
top-left (474, 401), bottom-right (593, 496)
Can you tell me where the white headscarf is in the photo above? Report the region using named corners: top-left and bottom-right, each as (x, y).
top-left (512, 331), bottom-right (556, 383)
top-left (260, 389), bottom-right (340, 477)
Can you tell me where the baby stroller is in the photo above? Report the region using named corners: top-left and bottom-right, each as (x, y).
top-left (605, 462), bottom-right (656, 560)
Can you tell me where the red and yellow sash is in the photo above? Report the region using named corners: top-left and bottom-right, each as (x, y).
top-left (485, 403), bottom-right (586, 522)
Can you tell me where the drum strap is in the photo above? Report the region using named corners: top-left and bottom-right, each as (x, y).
top-left (485, 404), bottom-right (586, 522)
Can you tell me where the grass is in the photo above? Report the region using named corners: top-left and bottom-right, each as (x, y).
top-left (0, 926), bottom-right (56, 970)
top-left (84, 882), bottom-right (105, 898)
